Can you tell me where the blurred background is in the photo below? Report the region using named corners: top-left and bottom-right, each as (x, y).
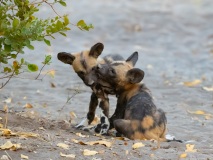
top-left (0, 0), bottom-right (213, 144)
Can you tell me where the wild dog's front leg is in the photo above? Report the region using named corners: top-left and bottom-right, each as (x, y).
top-left (94, 111), bottom-right (110, 135)
top-left (87, 92), bottom-right (98, 124)
top-left (99, 97), bottom-right (109, 118)
top-left (79, 111), bottom-right (110, 135)
top-left (109, 100), bottom-right (125, 129)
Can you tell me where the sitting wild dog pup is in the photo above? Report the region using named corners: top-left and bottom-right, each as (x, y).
top-left (57, 43), bottom-right (123, 131)
top-left (94, 52), bottom-right (167, 141)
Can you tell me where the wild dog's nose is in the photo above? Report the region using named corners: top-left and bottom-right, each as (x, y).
top-left (97, 64), bottom-right (102, 69)
top-left (95, 64), bottom-right (102, 70)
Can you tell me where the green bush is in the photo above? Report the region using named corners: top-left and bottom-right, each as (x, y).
top-left (0, 0), bottom-right (93, 88)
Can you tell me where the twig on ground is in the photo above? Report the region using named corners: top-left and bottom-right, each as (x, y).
top-left (58, 88), bottom-right (80, 112)
top-left (4, 105), bottom-right (8, 129)
top-left (4, 151), bottom-right (12, 160)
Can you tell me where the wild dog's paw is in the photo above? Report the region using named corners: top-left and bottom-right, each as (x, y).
top-left (75, 117), bottom-right (88, 129)
top-left (94, 112), bottom-right (110, 135)
top-left (81, 125), bottom-right (96, 132)
top-left (87, 112), bottom-right (95, 124)
top-left (107, 128), bottom-right (117, 137)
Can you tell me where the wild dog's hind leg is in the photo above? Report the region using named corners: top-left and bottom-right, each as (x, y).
top-left (114, 119), bottom-right (148, 140)
top-left (114, 119), bottom-right (139, 139)
top-left (87, 92), bottom-right (99, 124)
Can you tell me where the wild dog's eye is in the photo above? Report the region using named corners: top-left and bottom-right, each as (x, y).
top-left (91, 66), bottom-right (95, 71)
top-left (109, 69), bottom-right (115, 74)
top-left (77, 71), bottom-right (85, 76)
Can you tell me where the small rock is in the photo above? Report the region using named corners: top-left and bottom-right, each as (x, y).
top-left (1, 155), bottom-right (9, 160)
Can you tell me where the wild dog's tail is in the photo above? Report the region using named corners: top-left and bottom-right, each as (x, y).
top-left (165, 134), bottom-right (184, 143)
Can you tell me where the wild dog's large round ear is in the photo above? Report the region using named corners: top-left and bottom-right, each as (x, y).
top-left (57, 52), bottom-right (75, 65)
top-left (89, 43), bottom-right (104, 58)
top-left (126, 51), bottom-right (138, 66)
top-left (126, 68), bottom-right (144, 84)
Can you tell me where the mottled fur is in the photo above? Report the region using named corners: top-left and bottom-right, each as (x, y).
top-left (57, 43), bottom-right (123, 133)
top-left (94, 52), bottom-right (167, 141)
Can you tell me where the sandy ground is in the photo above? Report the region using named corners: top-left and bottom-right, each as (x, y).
top-left (1, 0), bottom-right (213, 159)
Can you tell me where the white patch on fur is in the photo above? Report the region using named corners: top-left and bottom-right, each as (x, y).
top-left (111, 61), bottom-right (126, 65)
top-left (75, 117), bottom-right (88, 128)
top-left (111, 61), bottom-right (132, 68)
top-left (75, 109), bottom-right (110, 135)
top-left (98, 111), bottom-right (110, 134)
top-left (166, 134), bottom-right (176, 140)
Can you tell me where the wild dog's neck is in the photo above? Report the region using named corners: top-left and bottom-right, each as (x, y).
top-left (116, 83), bottom-right (151, 100)
top-left (116, 83), bottom-right (140, 100)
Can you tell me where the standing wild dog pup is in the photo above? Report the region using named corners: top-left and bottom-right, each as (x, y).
top-left (57, 43), bottom-right (124, 130)
top-left (94, 52), bottom-right (167, 141)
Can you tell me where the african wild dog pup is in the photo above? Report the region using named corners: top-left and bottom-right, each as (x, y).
top-left (93, 52), bottom-right (167, 141)
top-left (57, 43), bottom-right (124, 128)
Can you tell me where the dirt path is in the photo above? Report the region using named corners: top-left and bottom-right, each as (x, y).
top-left (0, 111), bottom-right (210, 160)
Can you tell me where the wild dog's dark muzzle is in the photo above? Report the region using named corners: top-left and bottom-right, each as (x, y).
top-left (94, 64), bottom-right (109, 79)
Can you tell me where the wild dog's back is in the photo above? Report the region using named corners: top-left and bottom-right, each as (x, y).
top-left (94, 52), bottom-right (167, 140)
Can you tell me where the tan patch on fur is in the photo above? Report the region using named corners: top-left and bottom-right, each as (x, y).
top-left (125, 84), bottom-right (140, 101)
top-left (141, 116), bottom-right (154, 129)
top-left (130, 120), bottom-right (140, 131)
top-left (131, 131), bottom-right (146, 140)
top-left (144, 123), bottom-right (166, 141)
top-left (113, 63), bottom-right (133, 86)
top-left (104, 57), bottom-right (113, 63)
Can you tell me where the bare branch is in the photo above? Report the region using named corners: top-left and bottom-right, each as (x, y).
top-left (0, 70), bottom-right (15, 89)
top-left (35, 64), bottom-right (46, 80)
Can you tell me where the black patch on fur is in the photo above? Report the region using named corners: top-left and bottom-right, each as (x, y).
top-left (102, 124), bottom-right (109, 129)
top-left (80, 52), bottom-right (87, 70)
top-left (83, 128), bottom-right (90, 132)
top-left (94, 124), bottom-right (102, 133)
top-left (103, 54), bottom-right (124, 64)
top-left (100, 116), bottom-right (105, 123)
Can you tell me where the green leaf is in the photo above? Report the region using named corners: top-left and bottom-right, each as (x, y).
top-left (64, 16), bottom-right (69, 25)
top-left (4, 67), bottom-right (12, 73)
top-left (4, 39), bottom-right (11, 45)
top-left (77, 20), bottom-right (86, 28)
top-left (26, 44), bottom-right (34, 50)
top-left (43, 55), bottom-right (52, 65)
top-left (44, 39), bottom-right (51, 46)
top-left (21, 58), bottom-right (24, 64)
top-left (56, 20), bottom-right (63, 30)
top-left (59, 32), bottom-right (66, 37)
top-left (59, 1), bottom-right (66, 6)
top-left (11, 54), bottom-right (17, 58)
top-left (13, 18), bottom-right (19, 28)
top-left (77, 20), bottom-right (94, 31)
top-left (4, 45), bottom-right (11, 52)
top-left (28, 64), bottom-right (38, 72)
